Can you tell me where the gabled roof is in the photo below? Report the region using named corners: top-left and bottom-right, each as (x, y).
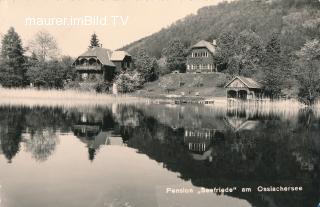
top-left (110, 51), bottom-right (131, 61)
top-left (225, 76), bottom-right (262, 89)
top-left (77, 47), bottom-right (115, 67)
top-left (191, 40), bottom-right (217, 54)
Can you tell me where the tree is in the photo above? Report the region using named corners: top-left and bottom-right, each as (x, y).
top-left (262, 33), bottom-right (286, 97)
top-left (295, 39), bottom-right (320, 105)
top-left (25, 129), bottom-right (59, 162)
top-left (89, 33), bottom-right (100, 48)
top-left (59, 56), bottom-right (77, 81)
top-left (230, 29), bottom-right (265, 76)
top-left (26, 57), bottom-right (75, 89)
top-left (216, 29), bottom-right (265, 77)
top-left (216, 30), bottom-right (237, 71)
top-left (161, 39), bottom-right (187, 72)
top-left (134, 48), bottom-right (158, 82)
top-left (0, 27), bottom-right (26, 87)
top-left (28, 30), bottom-right (59, 62)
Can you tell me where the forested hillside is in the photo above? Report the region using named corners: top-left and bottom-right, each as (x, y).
top-left (121, 0), bottom-right (320, 104)
top-left (121, 0), bottom-right (320, 58)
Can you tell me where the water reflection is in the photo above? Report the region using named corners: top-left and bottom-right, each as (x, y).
top-left (0, 104), bottom-right (319, 207)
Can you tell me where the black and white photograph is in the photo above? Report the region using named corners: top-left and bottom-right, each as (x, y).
top-left (0, 0), bottom-right (320, 206)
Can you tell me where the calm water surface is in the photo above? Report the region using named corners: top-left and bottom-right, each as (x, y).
top-left (0, 103), bottom-right (319, 207)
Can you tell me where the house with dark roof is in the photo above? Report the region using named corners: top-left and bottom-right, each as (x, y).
top-left (73, 47), bottom-right (132, 82)
top-left (225, 76), bottom-right (263, 100)
top-left (186, 40), bottom-right (218, 73)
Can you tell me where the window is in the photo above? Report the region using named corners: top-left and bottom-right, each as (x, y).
top-left (82, 73), bottom-right (88, 80)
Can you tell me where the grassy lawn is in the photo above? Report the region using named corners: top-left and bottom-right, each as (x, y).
top-left (134, 72), bottom-right (229, 99)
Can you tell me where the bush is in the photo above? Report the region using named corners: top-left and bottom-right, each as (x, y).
top-left (94, 81), bottom-right (111, 93)
top-left (64, 81), bottom-right (81, 90)
top-left (114, 72), bottom-right (144, 93)
top-left (0, 72), bottom-right (23, 87)
top-left (190, 76), bottom-right (204, 87)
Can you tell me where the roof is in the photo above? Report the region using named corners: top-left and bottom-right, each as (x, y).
top-left (110, 51), bottom-right (131, 61)
top-left (225, 76), bottom-right (262, 89)
top-left (191, 40), bottom-right (217, 54)
top-left (224, 117), bottom-right (259, 132)
top-left (77, 47), bottom-right (115, 67)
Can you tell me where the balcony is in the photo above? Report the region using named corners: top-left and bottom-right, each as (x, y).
top-left (75, 64), bottom-right (102, 71)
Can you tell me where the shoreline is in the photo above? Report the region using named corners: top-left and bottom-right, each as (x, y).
top-left (0, 87), bottom-right (317, 107)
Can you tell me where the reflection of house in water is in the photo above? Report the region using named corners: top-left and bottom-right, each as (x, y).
top-left (72, 112), bottom-right (124, 161)
top-left (106, 136), bottom-right (125, 146)
top-left (223, 111), bottom-right (259, 157)
top-left (184, 128), bottom-right (224, 161)
top-left (184, 128), bottom-right (216, 153)
top-left (224, 108), bottom-right (260, 132)
top-left (292, 152), bottom-right (315, 171)
top-left (224, 117), bottom-right (259, 132)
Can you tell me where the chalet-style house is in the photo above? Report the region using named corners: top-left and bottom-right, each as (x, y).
top-left (186, 40), bottom-right (218, 73)
top-left (73, 46), bottom-right (132, 82)
top-left (225, 76), bottom-right (263, 100)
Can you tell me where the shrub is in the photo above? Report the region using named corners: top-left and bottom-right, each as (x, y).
top-left (64, 81), bottom-right (81, 90)
top-left (114, 72), bottom-right (144, 93)
top-left (94, 81), bottom-right (111, 93)
top-left (190, 76), bottom-right (204, 87)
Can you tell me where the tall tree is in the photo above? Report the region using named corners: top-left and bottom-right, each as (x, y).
top-left (228, 29), bottom-right (265, 77)
top-left (295, 39), bottom-right (320, 105)
top-left (161, 39), bottom-right (187, 73)
top-left (296, 39), bottom-right (320, 105)
top-left (262, 33), bottom-right (286, 97)
top-left (28, 30), bottom-right (59, 62)
top-left (134, 48), bottom-right (158, 82)
top-left (89, 33), bottom-right (100, 48)
top-left (0, 27), bottom-right (26, 87)
top-left (216, 30), bottom-right (237, 71)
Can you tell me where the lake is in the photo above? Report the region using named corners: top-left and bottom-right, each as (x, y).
top-left (0, 103), bottom-right (319, 207)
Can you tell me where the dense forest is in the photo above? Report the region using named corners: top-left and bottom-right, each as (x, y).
top-left (121, 0), bottom-right (320, 58)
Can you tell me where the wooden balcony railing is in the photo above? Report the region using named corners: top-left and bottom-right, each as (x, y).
top-left (75, 64), bottom-right (102, 71)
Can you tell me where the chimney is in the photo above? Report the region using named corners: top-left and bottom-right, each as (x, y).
top-left (212, 39), bottom-right (217, 47)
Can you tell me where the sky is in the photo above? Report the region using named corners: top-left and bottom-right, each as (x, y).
top-left (0, 0), bottom-right (222, 57)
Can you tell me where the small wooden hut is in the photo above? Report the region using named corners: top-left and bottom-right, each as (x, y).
top-left (225, 76), bottom-right (263, 100)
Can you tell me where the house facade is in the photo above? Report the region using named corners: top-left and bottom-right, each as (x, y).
top-left (186, 40), bottom-right (218, 73)
top-left (73, 47), bottom-right (132, 82)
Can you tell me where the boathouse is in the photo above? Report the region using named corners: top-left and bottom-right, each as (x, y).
top-left (225, 76), bottom-right (263, 100)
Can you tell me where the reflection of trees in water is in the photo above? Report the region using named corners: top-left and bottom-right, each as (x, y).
top-left (0, 107), bottom-right (25, 162)
top-left (1, 104), bottom-right (320, 206)
top-left (24, 129), bottom-right (59, 162)
top-left (0, 106), bottom-right (73, 162)
top-left (121, 107), bottom-right (320, 207)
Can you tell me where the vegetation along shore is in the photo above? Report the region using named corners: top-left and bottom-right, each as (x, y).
top-left (1, 0), bottom-right (320, 106)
